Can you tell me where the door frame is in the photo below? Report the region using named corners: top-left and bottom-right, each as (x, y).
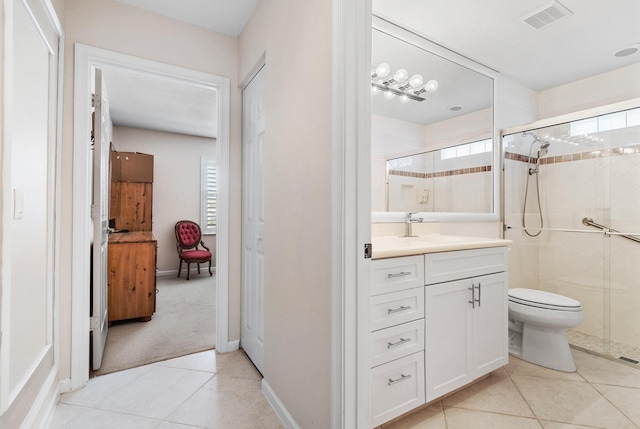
top-left (332, 0), bottom-right (372, 427)
top-left (71, 44), bottom-right (232, 389)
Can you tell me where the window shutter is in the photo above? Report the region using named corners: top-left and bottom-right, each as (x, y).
top-left (201, 158), bottom-right (217, 234)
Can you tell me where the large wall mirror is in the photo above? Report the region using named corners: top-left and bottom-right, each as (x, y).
top-left (371, 16), bottom-right (499, 222)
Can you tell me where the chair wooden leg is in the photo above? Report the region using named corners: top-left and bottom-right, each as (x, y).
top-left (177, 259), bottom-right (183, 278)
top-left (197, 263), bottom-right (201, 274)
top-left (208, 259), bottom-right (212, 276)
top-left (186, 262), bottom-right (191, 280)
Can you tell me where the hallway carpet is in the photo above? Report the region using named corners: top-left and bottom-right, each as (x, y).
top-left (92, 273), bottom-right (216, 376)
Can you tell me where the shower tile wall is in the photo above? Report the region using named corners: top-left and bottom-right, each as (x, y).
top-left (503, 116), bottom-right (640, 361)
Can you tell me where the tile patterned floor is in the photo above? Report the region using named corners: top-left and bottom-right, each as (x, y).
top-left (49, 348), bottom-right (640, 429)
top-left (382, 348), bottom-right (640, 429)
top-left (48, 350), bottom-right (284, 429)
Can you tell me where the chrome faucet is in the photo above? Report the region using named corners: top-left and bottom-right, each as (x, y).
top-left (404, 212), bottom-right (424, 237)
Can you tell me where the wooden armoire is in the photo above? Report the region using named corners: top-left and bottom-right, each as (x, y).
top-left (107, 151), bottom-right (157, 323)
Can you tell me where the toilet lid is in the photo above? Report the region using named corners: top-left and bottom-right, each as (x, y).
top-left (508, 288), bottom-right (582, 310)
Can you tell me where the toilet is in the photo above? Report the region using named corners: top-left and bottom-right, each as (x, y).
top-left (508, 288), bottom-right (584, 372)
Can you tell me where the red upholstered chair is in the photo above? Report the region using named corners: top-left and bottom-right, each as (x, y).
top-left (175, 220), bottom-right (213, 280)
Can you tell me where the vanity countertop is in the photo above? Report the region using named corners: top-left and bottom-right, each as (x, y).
top-left (372, 234), bottom-right (512, 259)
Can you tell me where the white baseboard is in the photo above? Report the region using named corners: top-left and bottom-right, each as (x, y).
top-left (261, 379), bottom-right (300, 429)
top-left (25, 366), bottom-right (60, 429)
top-left (217, 339), bottom-right (239, 353)
top-left (156, 267), bottom-right (217, 278)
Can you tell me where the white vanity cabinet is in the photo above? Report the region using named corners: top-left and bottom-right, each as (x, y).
top-left (424, 247), bottom-right (508, 401)
top-left (369, 244), bottom-right (509, 427)
top-left (369, 255), bottom-right (426, 427)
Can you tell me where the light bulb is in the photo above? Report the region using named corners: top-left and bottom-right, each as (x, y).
top-left (393, 68), bottom-right (408, 83)
top-left (383, 91), bottom-right (395, 100)
top-left (399, 95), bottom-right (409, 103)
top-left (425, 79), bottom-right (438, 92)
top-left (375, 63), bottom-right (390, 78)
top-left (409, 74), bottom-right (423, 88)
top-left (371, 86), bottom-right (380, 96)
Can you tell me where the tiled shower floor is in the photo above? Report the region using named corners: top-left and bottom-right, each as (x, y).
top-left (569, 329), bottom-right (640, 366)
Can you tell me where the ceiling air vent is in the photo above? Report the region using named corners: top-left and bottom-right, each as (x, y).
top-left (523, 1), bottom-right (573, 29)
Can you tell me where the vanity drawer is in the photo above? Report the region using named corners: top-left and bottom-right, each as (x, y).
top-left (370, 319), bottom-right (424, 368)
top-left (370, 351), bottom-right (425, 428)
top-left (370, 287), bottom-right (425, 332)
top-left (424, 247), bottom-right (507, 285)
top-left (371, 255), bottom-right (425, 296)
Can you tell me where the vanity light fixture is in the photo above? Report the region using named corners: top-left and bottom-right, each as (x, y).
top-left (371, 62), bottom-right (438, 102)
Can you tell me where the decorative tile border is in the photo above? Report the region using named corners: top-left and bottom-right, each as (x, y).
top-left (389, 165), bottom-right (491, 179)
top-left (505, 145), bottom-right (640, 166)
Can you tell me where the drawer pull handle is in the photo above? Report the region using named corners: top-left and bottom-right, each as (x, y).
top-left (387, 305), bottom-right (411, 314)
top-left (475, 283), bottom-right (481, 307)
top-left (387, 337), bottom-right (411, 348)
top-left (387, 271), bottom-right (411, 279)
top-left (468, 284), bottom-right (475, 309)
top-left (388, 374), bottom-right (412, 386)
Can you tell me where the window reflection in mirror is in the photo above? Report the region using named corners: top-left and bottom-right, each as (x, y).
top-left (371, 17), bottom-right (496, 220)
top-left (387, 139), bottom-right (493, 213)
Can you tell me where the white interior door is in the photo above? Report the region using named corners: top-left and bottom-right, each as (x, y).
top-left (91, 68), bottom-right (111, 370)
top-left (241, 66), bottom-right (266, 373)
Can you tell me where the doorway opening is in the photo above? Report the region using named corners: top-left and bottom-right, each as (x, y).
top-left (71, 44), bottom-right (232, 387)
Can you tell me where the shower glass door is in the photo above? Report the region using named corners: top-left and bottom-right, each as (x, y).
top-left (503, 105), bottom-right (640, 364)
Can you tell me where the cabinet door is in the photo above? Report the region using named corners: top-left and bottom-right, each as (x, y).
top-left (108, 241), bottom-right (156, 321)
top-left (110, 182), bottom-right (153, 231)
top-left (472, 272), bottom-right (508, 376)
top-left (424, 280), bottom-right (473, 402)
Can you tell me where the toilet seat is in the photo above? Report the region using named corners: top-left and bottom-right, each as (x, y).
top-left (508, 288), bottom-right (582, 312)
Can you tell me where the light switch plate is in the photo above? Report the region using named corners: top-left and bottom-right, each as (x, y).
top-left (13, 188), bottom-right (24, 219)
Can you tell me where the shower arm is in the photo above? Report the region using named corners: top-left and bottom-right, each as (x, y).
top-left (582, 217), bottom-right (640, 244)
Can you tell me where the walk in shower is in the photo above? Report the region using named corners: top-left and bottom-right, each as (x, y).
top-left (503, 102), bottom-right (640, 365)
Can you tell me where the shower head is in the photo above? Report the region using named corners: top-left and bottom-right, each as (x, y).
top-left (523, 132), bottom-right (551, 152)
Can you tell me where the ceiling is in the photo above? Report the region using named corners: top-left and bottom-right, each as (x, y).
top-left (113, 0), bottom-right (258, 37)
top-left (102, 66), bottom-right (218, 138)
top-left (373, 0), bottom-right (640, 91)
top-left (104, 0), bottom-right (640, 137)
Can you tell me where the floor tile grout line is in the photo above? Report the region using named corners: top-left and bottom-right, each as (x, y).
top-left (162, 372), bottom-right (218, 425)
top-left (503, 365), bottom-right (543, 425)
top-left (587, 381), bottom-right (640, 428)
top-left (58, 401), bottom-right (171, 426)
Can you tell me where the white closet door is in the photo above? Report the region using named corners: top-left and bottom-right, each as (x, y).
top-left (241, 66), bottom-right (266, 373)
top-left (91, 68), bottom-right (111, 370)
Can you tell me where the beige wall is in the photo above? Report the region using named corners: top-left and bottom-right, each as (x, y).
top-left (112, 126), bottom-right (217, 273)
top-left (59, 0), bottom-right (243, 380)
top-left (538, 63), bottom-right (640, 120)
top-left (239, 0), bottom-right (333, 427)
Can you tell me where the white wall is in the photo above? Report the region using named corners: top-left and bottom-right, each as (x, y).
top-left (0, 0), bottom-right (62, 427)
top-left (239, 0), bottom-right (333, 426)
top-left (112, 127), bottom-right (216, 273)
top-left (59, 0), bottom-right (243, 381)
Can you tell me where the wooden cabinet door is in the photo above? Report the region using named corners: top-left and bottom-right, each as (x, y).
top-left (108, 241), bottom-right (156, 322)
top-left (110, 182), bottom-right (153, 231)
